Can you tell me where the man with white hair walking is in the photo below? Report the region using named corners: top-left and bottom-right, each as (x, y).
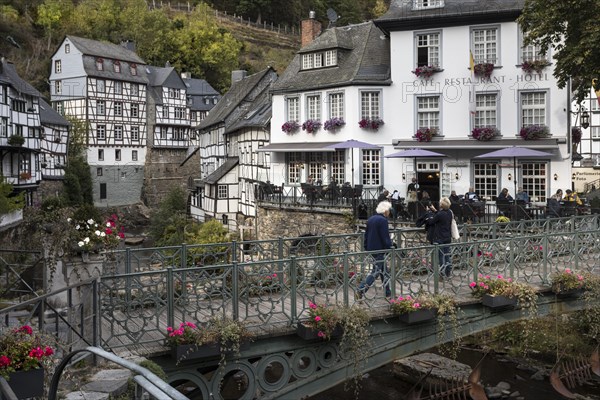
top-left (357, 201), bottom-right (393, 298)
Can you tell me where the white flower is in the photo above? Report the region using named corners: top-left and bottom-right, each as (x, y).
top-left (84, 237), bottom-right (90, 244)
top-left (100, 232), bottom-right (106, 237)
top-left (106, 222), bottom-right (111, 227)
top-left (78, 241), bottom-right (84, 247)
top-left (94, 230), bottom-right (101, 236)
top-left (87, 219), bottom-right (94, 225)
top-left (67, 218), bottom-right (72, 222)
top-left (76, 224), bottom-right (81, 230)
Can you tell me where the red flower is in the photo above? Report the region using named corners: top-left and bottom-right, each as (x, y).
top-left (0, 356), bottom-right (10, 367)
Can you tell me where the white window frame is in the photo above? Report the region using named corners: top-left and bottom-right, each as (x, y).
top-left (520, 91), bottom-right (547, 128)
top-left (474, 92), bottom-right (498, 128)
top-left (286, 96), bottom-right (300, 122)
top-left (472, 26), bottom-right (499, 65)
top-left (114, 125), bottom-right (123, 140)
top-left (175, 107), bottom-right (185, 119)
top-left (519, 29), bottom-right (548, 63)
top-left (361, 149), bottom-right (381, 186)
top-left (324, 50), bottom-right (337, 66)
top-left (65, 44), bottom-right (70, 53)
top-left (96, 100), bottom-right (105, 116)
top-left (416, 95), bottom-right (440, 131)
top-left (473, 162), bottom-right (498, 201)
top-left (55, 80), bottom-right (62, 95)
top-left (130, 126), bottom-right (139, 141)
top-left (98, 149), bottom-right (104, 161)
top-left (131, 103), bottom-right (139, 118)
top-left (521, 162), bottom-right (547, 202)
top-left (114, 81), bottom-right (122, 95)
top-left (96, 79), bottom-right (105, 93)
top-left (306, 94), bottom-right (321, 121)
top-left (132, 150), bottom-right (138, 161)
top-left (360, 90), bottom-right (382, 120)
top-left (113, 61), bottom-right (121, 73)
top-left (591, 126), bottom-right (600, 140)
top-left (97, 125), bottom-right (106, 140)
top-left (114, 102), bottom-right (122, 116)
top-left (413, 0), bottom-right (444, 10)
top-left (328, 92), bottom-right (344, 119)
top-left (217, 185), bottom-right (228, 199)
top-left (55, 60), bottom-right (61, 74)
top-left (415, 31), bottom-right (441, 67)
top-left (130, 83), bottom-right (138, 96)
top-left (287, 152), bottom-right (302, 184)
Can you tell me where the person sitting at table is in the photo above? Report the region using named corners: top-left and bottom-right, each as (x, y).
top-left (497, 188), bottom-right (513, 202)
top-left (378, 189), bottom-right (390, 202)
top-left (465, 187), bottom-right (479, 202)
top-left (563, 189), bottom-right (582, 205)
top-left (307, 175), bottom-right (315, 185)
top-left (516, 187), bottom-right (530, 203)
top-left (449, 190), bottom-right (461, 204)
top-left (546, 189), bottom-right (563, 217)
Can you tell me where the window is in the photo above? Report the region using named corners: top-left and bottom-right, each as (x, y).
top-left (302, 51), bottom-right (336, 69)
top-left (100, 183), bottom-right (107, 200)
top-left (96, 100), bottom-right (105, 115)
top-left (130, 126), bottom-right (139, 141)
top-left (0, 118), bottom-right (7, 137)
top-left (331, 150), bottom-right (345, 184)
top-left (115, 149), bottom-right (121, 161)
top-left (592, 126), bottom-right (600, 140)
top-left (130, 83), bottom-right (138, 96)
top-left (473, 162), bottom-right (498, 200)
top-left (474, 93), bottom-right (498, 128)
top-left (98, 149), bottom-right (104, 161)
top-left (113, 61), bottom-right (121, 73)
top-left (416, 32), bottom-right (440, 67)
top-left (306, 94), bottom-right (321, 120)
top-left (55, 60), bottom-right (61, 74)
top-left (160, 126), bottom-right (168, 139)
top-left (325, 50), bottom-right (337, 66)
top-left (175, 108), bottom-right (185, 119)
top-left (96, 58), bottom-right (104, 70)
top-left (360, 91), bottom-right (381, 120)
top-left (522, 162), bottom-right (547, 202)
top-left (417, 95), bottom-right (440, 130)
top-left (520, 30), bottom-right (547, 63)
top-left (132, 150), bottom-right (138, 161)
top-left (328, 92), bottom-right (344, 119)
top-left (217, 185), bottom-right (228, 199)
top-left (173, 127), bottom-right (185, 140)
top-left (162, 106), bottom-right (169, 119)
top-left (521, 91), bottom-right (547, 127)
top-left (12, 100), bottom-right (26, 112)
top-left (96, 125), bottom-right (105, 140)
top-left (308, 153), bottom-right (324, 182)
top-left (55, 102), bottom-right (63, 115)
top-left (413, 0), bottom-right (444, 9)
top-left (131, 103), bottom-right (139, 118)
top-left (130, 63), bottom-right (137, 75)
top-left (97, 79), bottom-right (105, 93)
top-left (97, 168), bottom-right (103, 176)
top-left (65, 44), bottom-right (70, 53)
top-left (55, 80), bottom-right (62, 95)
top-left (222, 214), bottom-right (228, 225)
top-left (362, 149), bottom-right (381, 186)
top-left (114, 102), bottom-right (122, 116)
top-left (0, 86), bottom-right (4, 104)
top-left (169, 88), bottom-right (181, 98)
top-left (472, 27), bottom-right (498, 65)
top-left (114, 125), bottom-right (123, 140)
top-left (287, 152), bottom-right (302, 183)
top-left (14, 125), bottom-right (23, 136)
top-left (114, 81), bottom-right (122, 95)
top-left (286, 97), bottom-right (300, 122)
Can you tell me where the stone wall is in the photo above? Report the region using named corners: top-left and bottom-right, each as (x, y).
top-left (35, 180), bottom-right (65, 205)
top-left (256, 205), bottom-right (354, 240)
top-left (143, 148), bottom-right (199, 207)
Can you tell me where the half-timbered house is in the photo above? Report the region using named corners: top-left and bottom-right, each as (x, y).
top-left (39, 98), bottom-right (69, 181)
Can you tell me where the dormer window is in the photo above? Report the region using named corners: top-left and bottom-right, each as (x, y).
top-left (302, 49), bottom-right (338, 70)
top-left (96, 58), bottom-right (104, 71)
top-left (113, 60), bottom-right (121, 73)
top-left (130, 63), bottom-right (137, 76)
top-left (413, 0), bottom-right (444, 10)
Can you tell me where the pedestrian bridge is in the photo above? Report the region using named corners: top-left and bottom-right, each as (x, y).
top-left (1, 215), bottom-right (599, 399)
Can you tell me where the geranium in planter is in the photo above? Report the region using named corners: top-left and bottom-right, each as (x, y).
top-left (302, 119), bottom-right (322, 133)
top-left (358, 118), bottom-right (384, 131)
top-left (471, 127), bottom-right (499, 141)
top-left (415, 127), bottom-right (438, 142)
top-left (0, 325), bottom-right (55, 399)
top-left (550, 268), bottom-right (586, 296)
top-left (469, 274), bottom-right (537, 313)
top-left (473, 63), bottom-right (495, 79)
top-left (521, 59), bottom-right (550, 74)
top-left (390, 295), bottom-right (437, 324)
top-left (323, 117), bottom-right (346, 131)
top-left (519, 125), bottom-right (549, 140)
top-left (412, 65), bottom-right (441, 79)
top-left (68, 213), bottom-right (125, 254)
top-left (281, 120), bottom-right (300, 134)
top-left (297, 301), bottom-right (340, 340)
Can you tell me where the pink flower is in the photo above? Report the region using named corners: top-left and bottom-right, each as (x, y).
top-left (309, 302), bottom-right (317, 310)
top-left (565, 268), bottom-right (572, 274)
top-left (44, 346), bottom-right (54, 356)
top-left (18, 325), bottom-right (33, 335)
top-left (105, 228), bottom-right (113, 235)
top-left (469, 282), bottom-right (477, 288)
top-left (578, 275), bottom-right (584, 281)
top-left (413, 303), bottom-right (421, 308)
top-left (272, 273), bottom-right (277, 278)
top-left (398, 296), bottom-right (404, 301)
top-left (314, 316), bottom-right (322, 322)
top-left (29, 347), bottom-right (45, 359)
top-left (497, 274), bottom-right (503, 279)
top-left (184, 322), bottom-right (197, 329)
top-left (317, 331), bottom-right (325, 338)
top-left (167, 326), bottom-right (173, 332)
top-left (485, 275), bottom-right (490, 279)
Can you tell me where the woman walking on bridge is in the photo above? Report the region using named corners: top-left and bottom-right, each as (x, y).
top-left (426, 197), bottom-right (453, 278)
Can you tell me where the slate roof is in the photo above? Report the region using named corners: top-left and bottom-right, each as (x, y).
top-left (0, 59), bottom-right (40, 97)
top-left (376, 0), bottom-right (524, 32)
top-left (226, 80), bottom-right (272, 133)
top-left (203, 157), bottom-right (239, 184)
top-left (198, 67), bottom-right (276, 131)
top-left (182, 77), bottom-right (221, 112)
top-left (271, 21), bottom-right (390, 94)
top-left (146, 66), bottom-right (187, 105)
top-left (39, 98), bottom-right (69, 127)
top-left (67, 36), bottom-right (145, 64)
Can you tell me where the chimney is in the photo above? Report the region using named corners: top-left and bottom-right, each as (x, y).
top-left (231, 70), bottom-right (247, 84)
top-left (120, 40), bottom-right (136, 52)
top-left (181, 72), bottom-right (191, 79)
top-left (301, 11), bottom-right (322, 48)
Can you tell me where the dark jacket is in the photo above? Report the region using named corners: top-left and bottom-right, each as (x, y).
top-left (364, 213), bottom-right (392, 251)
top-left (426, 209), bottom-right (452, 244)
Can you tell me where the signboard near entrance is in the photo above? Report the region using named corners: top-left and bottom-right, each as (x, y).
top-left (572, 168), bottom-right (600, 192)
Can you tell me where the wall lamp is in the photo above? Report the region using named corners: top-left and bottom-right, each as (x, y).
top-left (402, 173), bottom-right (406, 181)
top-left (572, 173), bottom-right (576, 180)
top-left (508, 173), bottom-right (512, 181)
top-left (553, 173), bottom-right (558, 181)
top-left (581, 110), bottom-right (590, 129)
top-left (455, 172), bottom-right (459, 181)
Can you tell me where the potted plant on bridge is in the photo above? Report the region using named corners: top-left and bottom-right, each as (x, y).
top-left (296, 301), bottom-right (341, 340)
top-left (469, 274), bottom-right (537, 315)
top-left (550, 268), bottom-right (587, 298)
top-left (390, 294), bottom-right (438, 324)
top-left (0, 325), bottom-right (55, 399)
top-left (338, 305), bottom-right (370, 398)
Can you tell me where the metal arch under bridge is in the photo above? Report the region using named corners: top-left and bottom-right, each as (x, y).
top-left (161, 293), bottom-right (586, 400)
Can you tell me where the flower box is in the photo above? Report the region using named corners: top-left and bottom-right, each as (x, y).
top-left (7, 368), bottom-right (44, 399)
top-left (519, 125), bottom-right (549, 140)
top-left (521, 60), bottom-right (549, 74)
top-left (473, 63), bottom-right (494, 79)
top-left (323, 117), bottom-right (345, 131)
top-left (554, 287), bottom-right (585, 299)
top-left (412, 65), bottom-right (441, 79)
top-left (415, 127), bottom-right (438, 142)
top-left (471, 127), bottom-right (499, 141)
top-left (481, 294), bottom-right (517, 310)
top-left (397, 308), bottom-right (437, 324)
top-left (296, 323), bottom-right (343, 340)
top-left (358, 118), bottom-right (384, 131)
top-left (172, 343), bottom-right (221, 362)
top-left (302, 119), bottom-right (322, 133)
top-left (281, 121), bottom-right (300, 134)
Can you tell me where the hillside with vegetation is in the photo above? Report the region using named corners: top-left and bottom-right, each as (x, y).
top-left (0, 0), bottom-right (389, 96)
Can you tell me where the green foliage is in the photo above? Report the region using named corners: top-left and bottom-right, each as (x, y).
top-left (339, 305), bottom-right (370, 399)
top-left (138, 359), bottom-right (167, 381)
top-left (518, 0), bottom-right (600, 104)
top-left (0, 5), bottom-right (19, 22)
top-left (0, 178), bottom-right (24, 215)
top-left (63, 156), bottom-right (93, 206)
top-left (149, 186), bottom-right (188, 245)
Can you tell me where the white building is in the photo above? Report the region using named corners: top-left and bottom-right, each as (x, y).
top-left (265, 0), bottom-right (571, 206)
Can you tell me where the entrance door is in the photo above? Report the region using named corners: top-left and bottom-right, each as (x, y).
top-left (417, 171), bottom-right (440, 202)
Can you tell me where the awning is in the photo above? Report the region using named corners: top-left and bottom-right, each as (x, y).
top-left (391, 138), bottom-right (563, 150)
top-left (256, 142), bottom-right (340, 152)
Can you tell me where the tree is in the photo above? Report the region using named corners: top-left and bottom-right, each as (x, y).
top-left (0, 178), bottom-right (24, 216)
top-left (149, 186), bottom-right (188, 245)
top-left (63, 116), bottom-right (92, 206)
top-left (518, 0), bottom-right (600, 104)
top-left (36, 0), bottom-right (73, 50)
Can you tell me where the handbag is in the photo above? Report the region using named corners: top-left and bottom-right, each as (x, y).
top-left (450, 211), bottom-right (460, 240)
